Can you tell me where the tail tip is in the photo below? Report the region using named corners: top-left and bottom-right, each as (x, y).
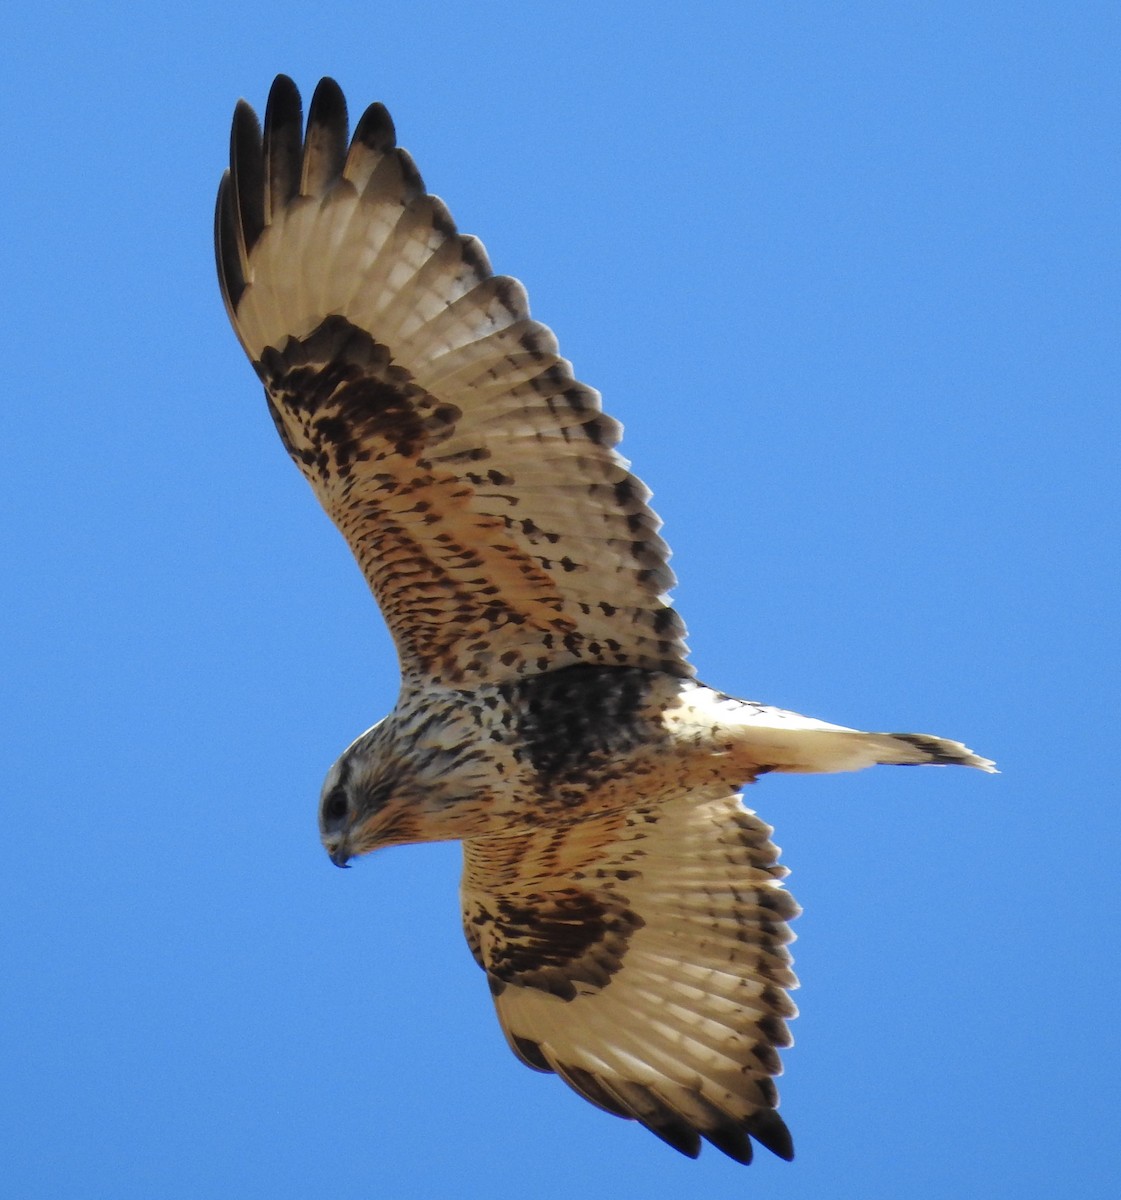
top-left (889, 732), bottom-right (998, 774)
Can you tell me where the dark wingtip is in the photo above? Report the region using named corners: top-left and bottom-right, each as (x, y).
top-left (232, 97), bottom-right (262, 146)
top-left (747, 1108), bottom-right (795, 1161)
top-left (644, 1117), bottom-right (702, 1160)
top-left (230, 99), bottom-right (264, 258)
top-left (308, 76), bottom-right (348, 131)
top-left (263, 74), bottom-right (303, 216)
top-left (395, 148), bottom-right (426, 199)
top-left (214, 170), bottom-right (244, 316)
top-left (703, 1121), bottom-right (755, 1165)
top-left (269, 73), bottom-right (300, 104)
top-left (352, 100), bottom-right (397, 154)
top-left (302, 77), bottom-right (349, 195)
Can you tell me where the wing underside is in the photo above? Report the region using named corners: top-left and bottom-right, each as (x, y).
top-left (216, 76), bottom-right (690, 685)
top-left (461, 788), bottom-right (801, 1164)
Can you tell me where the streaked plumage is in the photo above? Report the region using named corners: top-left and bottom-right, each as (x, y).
top-left (216, 76), bottom-right (994, 1165)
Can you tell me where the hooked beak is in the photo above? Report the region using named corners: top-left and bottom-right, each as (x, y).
top-left (328, 843), bottom-right (352, 869)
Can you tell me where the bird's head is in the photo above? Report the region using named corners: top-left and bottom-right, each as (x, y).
top-left (317, 707), bottom-right (498, 867)
top-left (317, 720), bottom-right (422, 867)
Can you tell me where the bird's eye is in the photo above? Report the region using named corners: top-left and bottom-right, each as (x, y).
top-left (323, 789), bottom-right (348, 823)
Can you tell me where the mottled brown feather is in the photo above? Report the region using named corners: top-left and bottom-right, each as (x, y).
top-left (216, 76), bottom-right (690, 685)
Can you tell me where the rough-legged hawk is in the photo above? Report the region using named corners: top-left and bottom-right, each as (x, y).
top-left (215, 76), bottom-right (993, 1165)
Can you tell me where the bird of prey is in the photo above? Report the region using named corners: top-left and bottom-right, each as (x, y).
top-left (215, 75), bottom-right (994, 1166)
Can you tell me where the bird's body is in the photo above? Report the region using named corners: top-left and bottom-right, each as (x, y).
top-left (216, 75), bottom-right (993, 1165)
top-left (322, 667), bottom-right (985, 856)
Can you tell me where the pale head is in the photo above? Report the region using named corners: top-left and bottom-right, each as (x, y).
top-left (317, 704), bottom-right (504, 866)
top-left (317, 720), bottom-right (408, 867)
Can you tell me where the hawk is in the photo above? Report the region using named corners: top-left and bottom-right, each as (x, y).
top-left (215, 76), bottom-right (994, 1165)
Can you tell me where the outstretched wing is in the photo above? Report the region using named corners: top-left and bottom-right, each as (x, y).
top-left (216, 76), bottom-right (689, 686)
top-left (460, 789), bottom-right (801, 1164)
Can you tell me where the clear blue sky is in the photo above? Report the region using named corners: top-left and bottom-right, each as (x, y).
top-left (3, 3), bottom-right (1117, 1197)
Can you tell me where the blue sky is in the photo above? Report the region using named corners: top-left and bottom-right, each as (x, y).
top-left (3, 3), bottom-right (1118, 1197)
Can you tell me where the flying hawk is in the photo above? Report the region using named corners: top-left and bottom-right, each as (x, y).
top-left (215, 76), bottom-right (994, 1166)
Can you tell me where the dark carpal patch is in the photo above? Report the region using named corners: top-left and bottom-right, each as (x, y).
top-left (255, 316), bottom-right (460, 481)
top-left (471, 887), bottom-right (644, 1001)
top-left (501, 665), bottom-right (661, 786)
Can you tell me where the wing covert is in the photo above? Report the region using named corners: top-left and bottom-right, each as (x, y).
top-left (216, 76), bottom-right (690, 685)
